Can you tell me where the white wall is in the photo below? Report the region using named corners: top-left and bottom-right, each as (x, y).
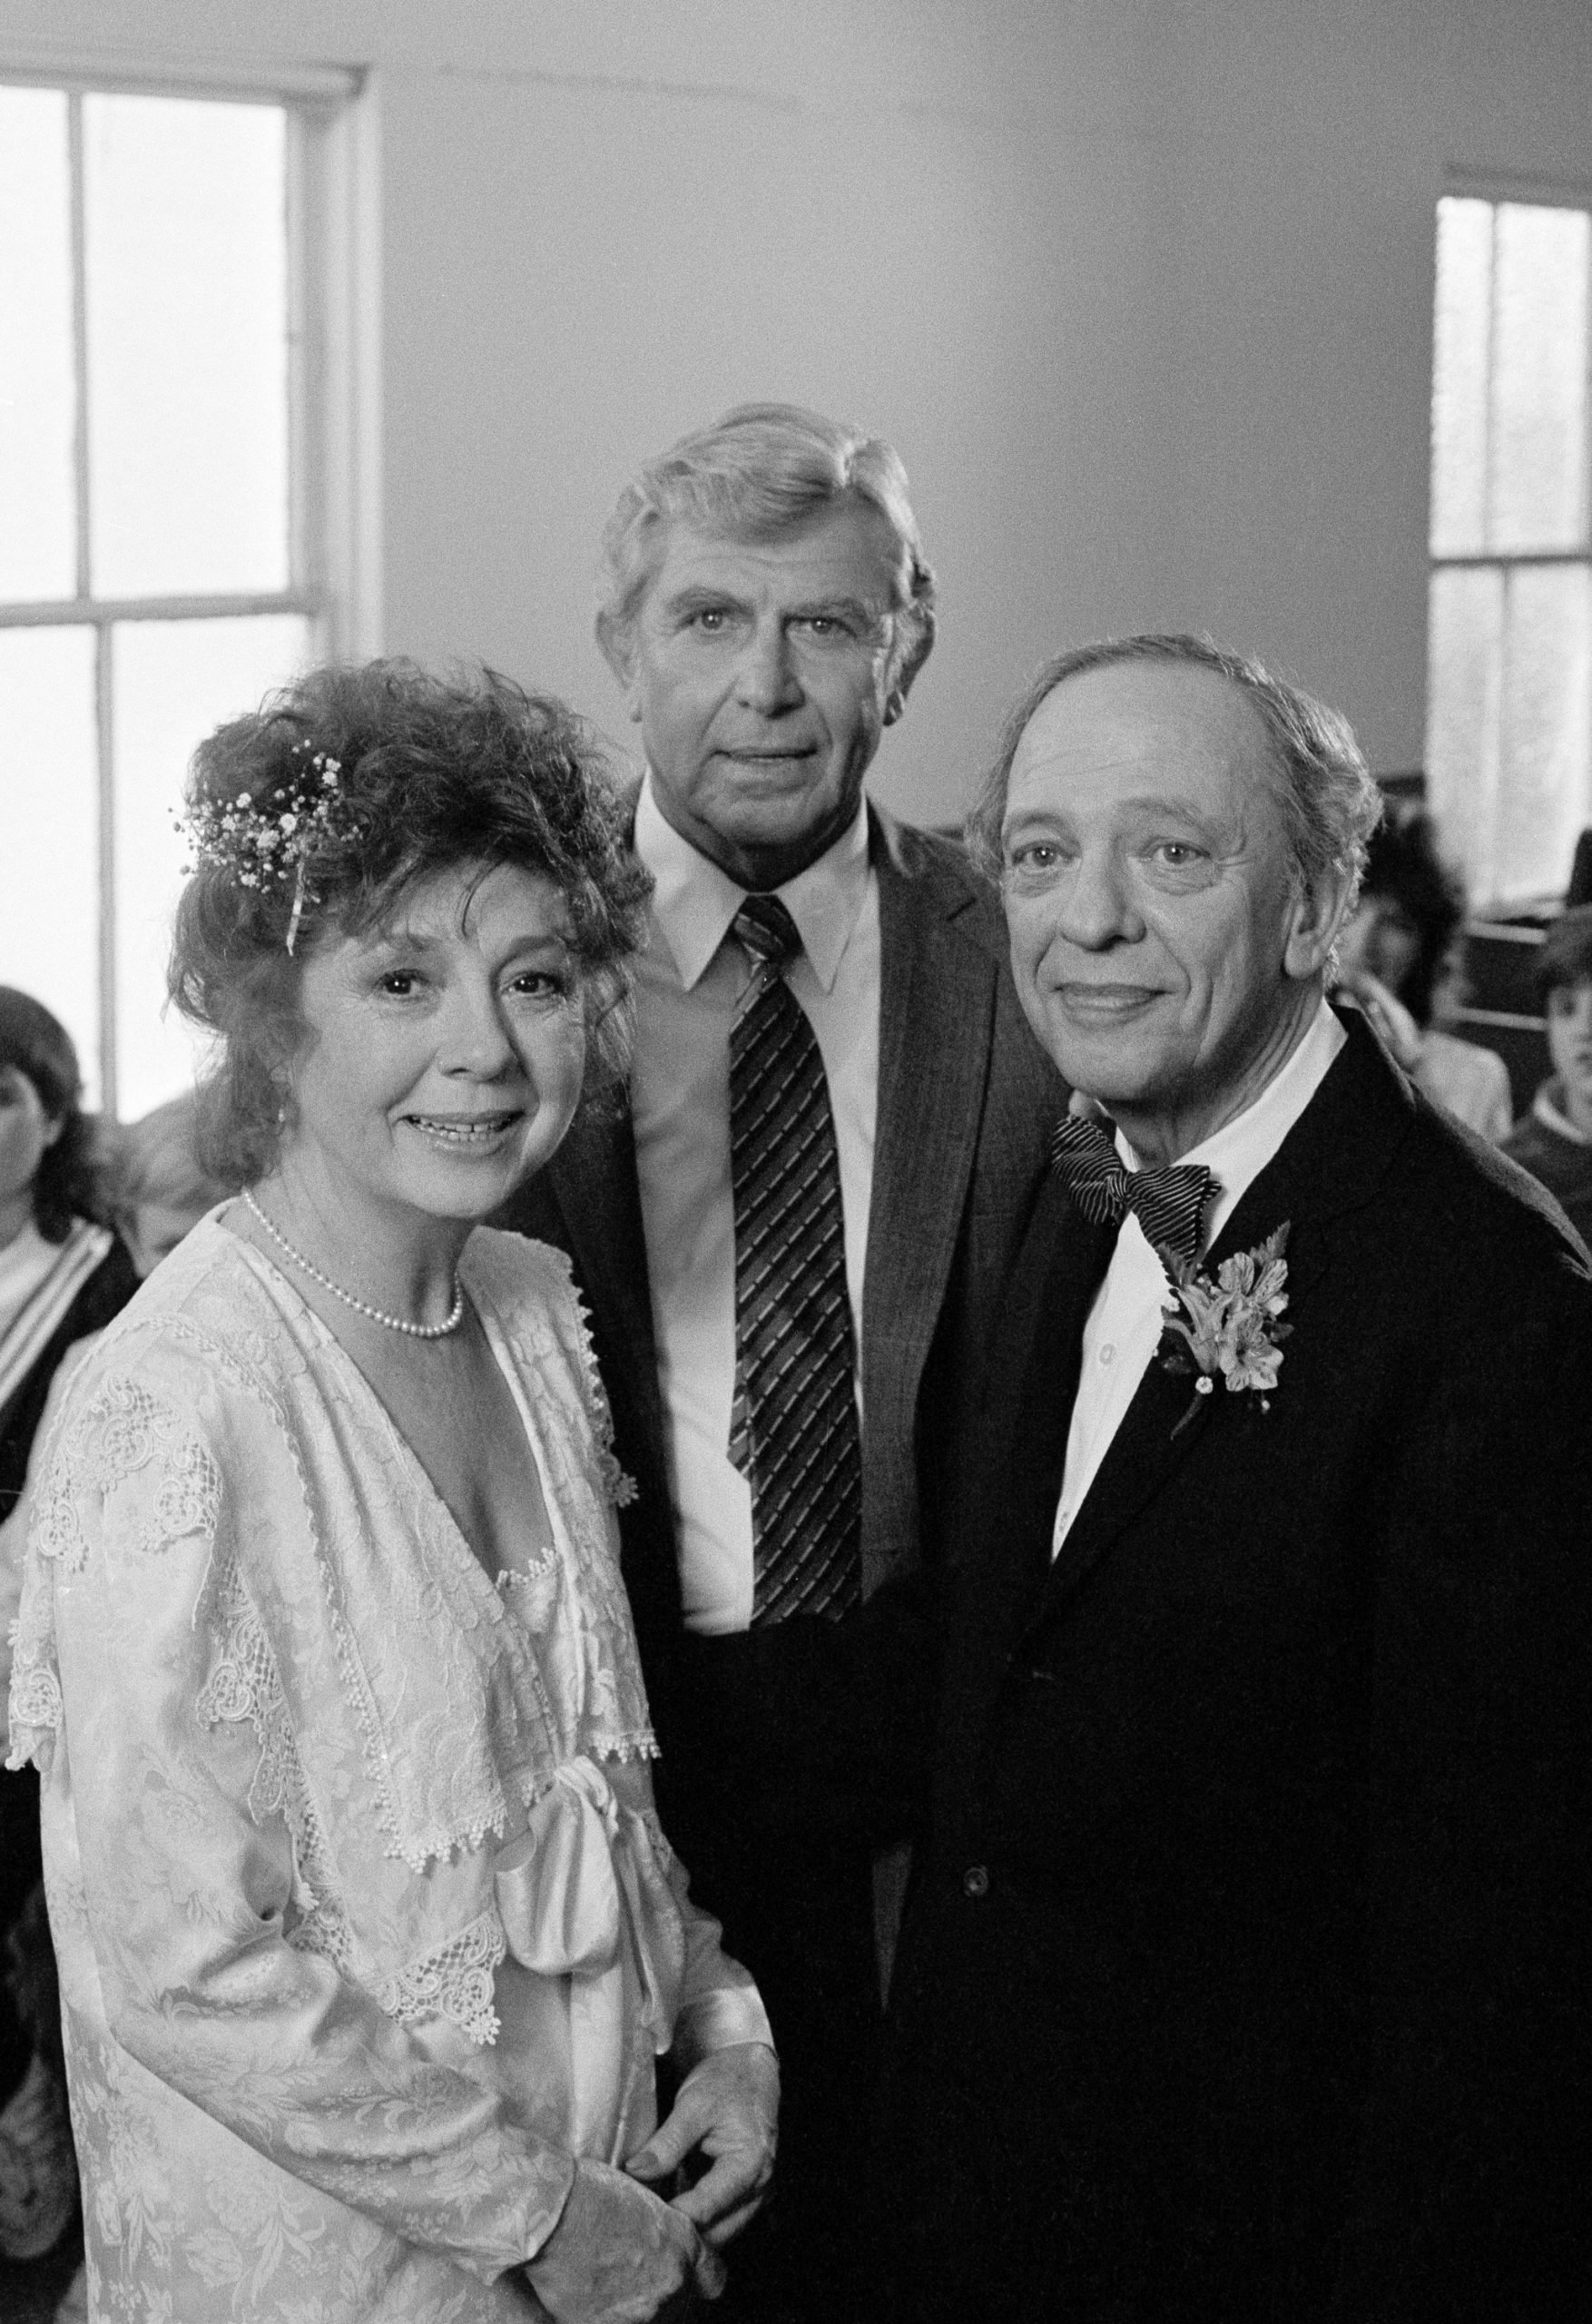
top-left (7, 0), bottom-right (1592, 826)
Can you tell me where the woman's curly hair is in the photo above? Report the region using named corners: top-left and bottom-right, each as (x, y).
top-left (0, 988), bottom-right (112, 1242)
top-left (170, 660), bottom-right (652, 1183)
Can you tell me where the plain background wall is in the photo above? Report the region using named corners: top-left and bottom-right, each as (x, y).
top-left (5, 0), bottom-right (1592, 827)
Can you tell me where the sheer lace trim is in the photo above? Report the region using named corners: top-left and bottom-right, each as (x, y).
top-left (5, 1631), bottom-right (62, 1770)
top-left (195, 1555), bottom-right (365, 1983)
top-left (375, 1910), bottom-right (507, 2047)
top-left (196, 1558), bottom-right (296, 1824)
top-left (28, 1376), bottom-right (222, 1576)
top-left (564, 1271), bottom-right (639, 1512)
top-left (496, 1238), bottom-right (637, 1513)
top-left (9, 1375), bottom-right (224, 1771)
top-left (194, 1557), bottom-right (347, 1910)
top-left (286, 1899), bottom-right (358, 1981)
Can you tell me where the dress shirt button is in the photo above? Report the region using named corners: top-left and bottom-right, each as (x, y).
top-left (961, 1864), bottom-right (990, 1900)
top-left (1098, 1342), bottom-right (1115, 1365)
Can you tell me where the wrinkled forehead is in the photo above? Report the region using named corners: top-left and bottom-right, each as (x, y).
top-left (1006, 660), bottom-right (1282, 835)
top-left (637, 497), bottom-right (909, 612)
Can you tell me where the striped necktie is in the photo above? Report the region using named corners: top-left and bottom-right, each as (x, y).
top-left (728, 892), bottom-right (863, 1625)
top-left (1049, 1111), bottom-right (1215, 1268)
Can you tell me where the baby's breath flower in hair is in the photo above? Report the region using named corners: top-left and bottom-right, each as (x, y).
top-left (178, 743), bottom-right (351, 952)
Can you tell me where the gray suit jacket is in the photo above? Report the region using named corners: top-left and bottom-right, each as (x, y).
top-left (500, 798), bottom-right (1065, 1671)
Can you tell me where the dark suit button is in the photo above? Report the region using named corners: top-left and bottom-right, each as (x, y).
top-left (962, 1864), bottom-right (990, 1899)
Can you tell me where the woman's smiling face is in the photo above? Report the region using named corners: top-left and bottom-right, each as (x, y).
top-left (283, 861), bottom-right (589, 1227)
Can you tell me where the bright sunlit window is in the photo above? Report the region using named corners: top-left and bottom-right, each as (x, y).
top-left (1426, 194), bottom-right (1592, 911)
top-left (0, 72), bottom-right (359, 1118)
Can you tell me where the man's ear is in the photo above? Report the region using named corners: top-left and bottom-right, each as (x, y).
top-left (1283, 860), bottom-right (1357, 983)
top-left (883, 605), bottom-right (937, 726)
top-left (595, 609), bottom-right (640, 719)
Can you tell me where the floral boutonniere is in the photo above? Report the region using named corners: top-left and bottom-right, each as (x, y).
top-left (1155, 1222), bottom-right (1292, 1438)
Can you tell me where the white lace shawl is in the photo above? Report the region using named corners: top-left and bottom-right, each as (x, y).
top-left (7, 1216), bottom-right (657, 2020)
top-left (2, 1217), bottom-right (773, 2315)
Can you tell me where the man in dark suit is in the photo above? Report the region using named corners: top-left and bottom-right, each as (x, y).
top-left (500, 404), bottom-right (1063, 2314)
top-left (879, 634), bottom-right (1592, 2322)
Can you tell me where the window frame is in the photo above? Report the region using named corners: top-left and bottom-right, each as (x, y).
top-left (0, 53), bottom-right (375, 1117)
top-left (1426, 175), bottom-right (1592, 914)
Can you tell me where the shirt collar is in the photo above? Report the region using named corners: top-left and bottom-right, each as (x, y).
top-left (1119, 998), bottom-right (1346, 1247)
top-left (634, 772), bottom-right (871, 994)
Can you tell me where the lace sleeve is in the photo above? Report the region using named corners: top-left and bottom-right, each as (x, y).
top-left (34, 1354), bottom-right (576, 2279)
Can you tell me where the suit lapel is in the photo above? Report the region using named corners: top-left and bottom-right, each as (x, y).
top-left (1038, 1345), bottom-right (1219, 1613)
top-left (862, 807), bottom-right (998, 1430)
top-left (945, 1177), bottom-right (1114, 1723)
top-left (1030, 1009), bottom-right (1414, 1625)
top-left (1201, 1009), bottom-right (1412, 1277)
top-left (997, 1190), bottom-right (1118, 1634)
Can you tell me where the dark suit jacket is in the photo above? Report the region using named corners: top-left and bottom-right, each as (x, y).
top-left (499, 795), bottom-right (1063, 1874)
top-left (881, 1010), bottom-right (1592, 2323)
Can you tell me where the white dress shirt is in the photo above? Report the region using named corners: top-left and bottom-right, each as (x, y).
top-left (1053, 1000), bottom-right (1346, 1557)
top-left (630, 774), bottom-right (881, 1634)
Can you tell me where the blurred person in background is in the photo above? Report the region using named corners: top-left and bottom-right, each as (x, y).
top-left (0, 991), bottom-right (139, 2269)
top-left (1501, 903), bottom-right (1592, 1246)
top-left (111, 1089), bottom-right (238, 1278)
top-left (1336, 804), bottom-right (1512, 1140)
top-left (6, 660), bottom-right (777, 2323)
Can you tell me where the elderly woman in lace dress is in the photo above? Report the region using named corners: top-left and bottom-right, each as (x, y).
top-left (6, 661), bottom-right (777, 2322)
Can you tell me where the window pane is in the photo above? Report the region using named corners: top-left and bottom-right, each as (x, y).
top-left (1493, 565), bottom-right (1592, 905)
top-left (0, 86), bottom-right (76, 600)
top-left (1430, 198), bottom-right (1493, 558)
top-left (113, 615), bottom-right (310, 1120)
top-left (0, 627), bottom-right (101, 1104)
top-left (1488, 204), bottom-right (1591, 555)
top-left (85, 95), bottom-right (290, 598)
top-left (1425, 565), bottom-right (1505, 902)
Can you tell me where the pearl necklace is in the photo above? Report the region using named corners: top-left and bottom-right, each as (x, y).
top-left (244, 1189), bottom-right (467, 1340)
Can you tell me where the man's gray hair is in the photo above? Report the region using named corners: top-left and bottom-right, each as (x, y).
top-left (595, 402), bottom-right (938, 691)
top-left (966, 633), bottom-right (1383, 904)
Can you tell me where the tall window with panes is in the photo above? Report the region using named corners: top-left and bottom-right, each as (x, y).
top-left (0, 76), bottom-right (353, 1118)
top-left (1426, 194), bottom-right (1592, 912)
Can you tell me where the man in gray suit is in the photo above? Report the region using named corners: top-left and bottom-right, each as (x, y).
top-left (500, 404), bottom-right (1063, 2317)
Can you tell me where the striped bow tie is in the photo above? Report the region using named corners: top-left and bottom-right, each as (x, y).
top-left (1050, 1112), bottom-right (1215, 1268)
